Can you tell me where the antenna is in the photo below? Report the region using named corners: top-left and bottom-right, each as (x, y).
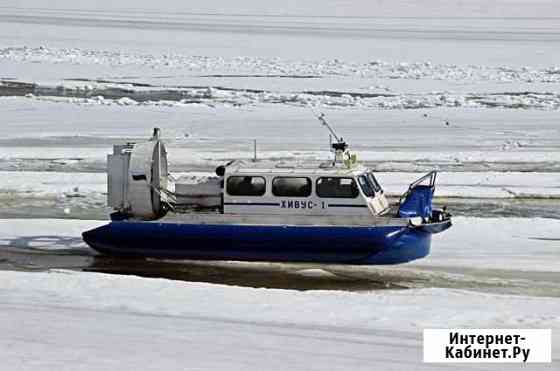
top-left (308, 105), bottom-right (349, 165)
top-left (308, 106), bottom-right (347, 150)
top-left (317, 113), bottom-right (342, 143)
top-left (309, 104), bottom-right (341, 138)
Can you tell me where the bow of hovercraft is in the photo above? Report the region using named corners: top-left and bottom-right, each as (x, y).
top-left (361, 170), bottom-right (452, 264)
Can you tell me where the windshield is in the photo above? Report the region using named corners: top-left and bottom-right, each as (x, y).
top-left (367, 172), bottom-right (382, 193)
top-left (357, 173), bottom-right (383, 197)
top-left (357, 175), bottom-right (375, 197)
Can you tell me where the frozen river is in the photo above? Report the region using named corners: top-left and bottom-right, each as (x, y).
top-left (1, 0), bottom-right (559, 369)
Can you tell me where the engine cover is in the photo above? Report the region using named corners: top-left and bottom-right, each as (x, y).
top-left (108, 132), bottom-right (168, 220)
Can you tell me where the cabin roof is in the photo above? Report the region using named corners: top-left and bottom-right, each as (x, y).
top-left (226, 162), bottom-right (368, 177)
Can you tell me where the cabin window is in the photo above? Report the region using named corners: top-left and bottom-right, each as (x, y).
top-left (358, 175), bottom-right (375, 197)
top-left (272, 177), bottom-right (312, 197)
top-left (316, 177), bottom-right (359, 198)
top-left (367, 172), bottom-right (382, 192)
top-left (226, 176), bottom-right (266, 196)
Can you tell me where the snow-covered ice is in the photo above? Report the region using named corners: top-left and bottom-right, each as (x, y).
top-left (0, 268), bottom-right (558, 370)
top-left (1, 100), bottom-right (559, 175)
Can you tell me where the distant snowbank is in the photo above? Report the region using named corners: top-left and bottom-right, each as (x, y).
top-left (2, 46), bottom-right (559, 85)
top-left (3, 45), bottom-right (560, 110)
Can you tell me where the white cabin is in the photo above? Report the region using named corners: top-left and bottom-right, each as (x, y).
top-left (222, 163), bottom-right (389, 217)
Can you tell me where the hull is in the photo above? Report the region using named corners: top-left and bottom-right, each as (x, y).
top-left (82, 221), bottom-right (435, 265)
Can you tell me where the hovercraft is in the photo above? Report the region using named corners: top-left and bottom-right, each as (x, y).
top-left (83, 115), bottom-right (451, 264)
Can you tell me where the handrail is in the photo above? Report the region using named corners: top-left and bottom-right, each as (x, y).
top-left (398, 171), bottom-right (437, 206)
top-left (408, 170), bottom-right (437, 190)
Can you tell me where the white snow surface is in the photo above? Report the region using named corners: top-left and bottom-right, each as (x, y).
top-left (0, 268), bottom-right (558, 370)
top-left (414, 217), bottom-right (560, 273)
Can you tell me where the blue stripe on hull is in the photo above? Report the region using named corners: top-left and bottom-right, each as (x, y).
top-left (82, 222), bottom-right (431, 265)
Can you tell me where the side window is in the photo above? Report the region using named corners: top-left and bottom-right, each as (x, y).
top-left (272, 177), bottom-right (312, 197)
top-left (226, 176), bottom-right (266, 196)
top-left (316, 177), bottom-right (359, 198)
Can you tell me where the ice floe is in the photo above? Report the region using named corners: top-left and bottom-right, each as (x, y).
top-left (1, 46), bottom-right (560, 84)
